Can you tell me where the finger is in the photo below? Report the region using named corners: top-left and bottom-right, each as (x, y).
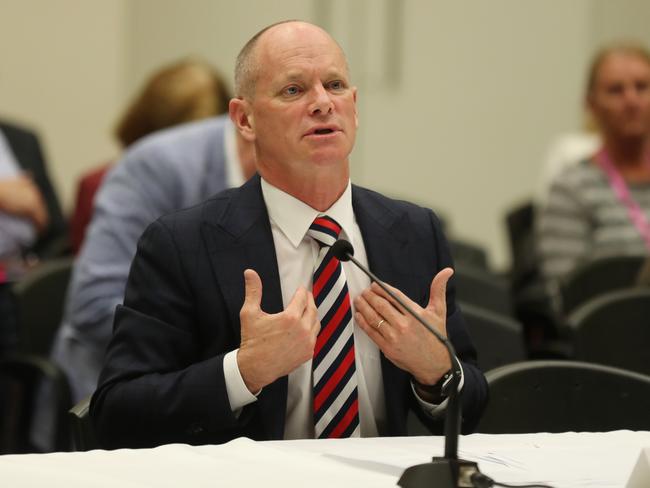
top-left (370, 281), bottom-right (413, 315)
top-left (362, 287), bottom-right (405, 326)
top-left (428, 267), bottom-right (454, 313)
top-left (305, 291), bottom-right (320, 334)
top-left (355, 311), bottom-right (390, 349)
top-left (353, 294), bottom-right (384, 328)
top-left (242, 269), bottom-right (263, 312)
top-left (286, 285), bottom-right (308, 314)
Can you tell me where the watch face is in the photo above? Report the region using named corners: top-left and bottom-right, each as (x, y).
top-left (441, 371), bottom-right (455, 397)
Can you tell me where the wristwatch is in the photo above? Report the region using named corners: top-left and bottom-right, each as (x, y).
top-left (414, 370), bottom-right (454, 404)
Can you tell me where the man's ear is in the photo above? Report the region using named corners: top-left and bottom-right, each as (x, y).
top-left (229, 98), bottom-right (256, 142)
top-left (352, 87), bottom-right (359, 128)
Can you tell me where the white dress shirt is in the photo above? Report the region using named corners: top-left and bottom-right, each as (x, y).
top-left (223, 177), bottom-right (455, 439)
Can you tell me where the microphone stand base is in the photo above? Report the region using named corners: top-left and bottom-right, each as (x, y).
top-left (398, 458), bottom-right (480, 488)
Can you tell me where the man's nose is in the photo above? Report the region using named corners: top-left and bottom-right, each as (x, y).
top-left (309, 85), bottom-right (333, 115)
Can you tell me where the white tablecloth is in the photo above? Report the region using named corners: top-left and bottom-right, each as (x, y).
top-left (1, 431), bottom-right (648, 487)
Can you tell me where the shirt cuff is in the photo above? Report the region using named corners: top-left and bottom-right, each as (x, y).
top-left (412, 363), bottom-right (465, 418)
top-left (223, 349), bottom-right (260, 413)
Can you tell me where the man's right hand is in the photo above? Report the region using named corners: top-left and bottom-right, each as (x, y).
top-left (237, 268), bottom-right (320, 393)
top-left (0, 175), bottom-right (49, 231)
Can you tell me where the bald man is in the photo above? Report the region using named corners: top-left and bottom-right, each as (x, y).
top-left (91, 20), bottom-right (487, 448)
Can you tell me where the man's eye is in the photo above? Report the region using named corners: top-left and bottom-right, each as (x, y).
top-left (284, 86), bottom-right (300, 96)
top-left (329, 80), bottom-right (344, 90)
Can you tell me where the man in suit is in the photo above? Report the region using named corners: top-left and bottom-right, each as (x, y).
top-left (91, 20), bottom-right (487, 448)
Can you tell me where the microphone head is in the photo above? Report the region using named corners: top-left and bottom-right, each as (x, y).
top-left (331, 239), bottom-right (354, 262)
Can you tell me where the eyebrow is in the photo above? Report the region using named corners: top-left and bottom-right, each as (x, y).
top-left (281, 72), bottom-right (305, 83)
top-left (280, 68), bottom-right (347, 83)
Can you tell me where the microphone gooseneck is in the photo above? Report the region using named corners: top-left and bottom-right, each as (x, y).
top-left (332, 238), bottom-right (478, 487)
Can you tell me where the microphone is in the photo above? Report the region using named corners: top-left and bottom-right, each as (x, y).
top-left (331, 239), bottom-right (481, 487)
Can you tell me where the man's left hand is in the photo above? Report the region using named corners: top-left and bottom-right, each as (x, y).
top-left (353, 268), bottom-right (454, 386)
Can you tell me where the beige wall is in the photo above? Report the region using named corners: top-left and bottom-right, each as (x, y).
top-left (2, 0), bottom-right (650, 268)
top-left (0, 0), bottom-right (127, 214)
top-left (125, 0), bottom-right (314, 95)
top-left (356, 0), bottom-right (592, 269)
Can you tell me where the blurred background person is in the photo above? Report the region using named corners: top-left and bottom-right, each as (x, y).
top-left (536, 42), bottom-right (650, 303)
top-left (29, 58), bottom-right (256, 452)
top-left (535, 128), bottom-right (601, 207)
top-left (0, 120), bottom-right (66, 354)
top-left (0, 121), bottom-right (66, 258)
top-left (69, 58), bottom-right (231, 254)
top-left (49, 58), bottom-right (255, 410)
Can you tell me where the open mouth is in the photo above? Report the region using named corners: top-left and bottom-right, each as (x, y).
top-left (313, 128), bottom-right (335, 135)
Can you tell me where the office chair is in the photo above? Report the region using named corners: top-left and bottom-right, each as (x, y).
top-left (460, 302), bottom-right (526, 372)
top-left (504, 200), bottom-right (536, 291)
top-left (0, 352), bottom-right (71, 453)
top-left (559, 255), bottom-right (646, 315)
top-left (567, 288), bottom-right (650, 376)
top-left (453, 264), bottom-right (513, 317)
top-left (448, 238), bottom-right (489, 271)
top-left (12, 256), bottom-right (74, 355)
top-left (477, 360), bottom-right (650, 433)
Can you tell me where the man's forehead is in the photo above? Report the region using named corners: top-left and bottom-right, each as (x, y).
top-left (260, 21), bottom-right (332, 46)
top-left (277, 65), bottom-right (348, 81)
top-left (257, 22), bottom-right (344, 62)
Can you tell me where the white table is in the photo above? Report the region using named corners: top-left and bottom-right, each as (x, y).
top-left (1, 431), bottom-right (648, 487)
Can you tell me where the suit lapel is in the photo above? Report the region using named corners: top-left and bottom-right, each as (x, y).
top-left (201, 175), bottom-right (287, 439)
top-left (352, 186), bottom-right (417, 301)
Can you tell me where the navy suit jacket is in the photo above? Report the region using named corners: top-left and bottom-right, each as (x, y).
top-left (91, 175), bottom-right (487, 448)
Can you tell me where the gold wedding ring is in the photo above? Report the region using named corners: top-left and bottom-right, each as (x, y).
top-left (375, 319), bottom-right (386, 329)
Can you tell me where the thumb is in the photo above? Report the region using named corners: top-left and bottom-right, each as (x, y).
top-left (428, 267), bottom-right (454, 313)
top-left (243, 269), bottom-right (263, 311)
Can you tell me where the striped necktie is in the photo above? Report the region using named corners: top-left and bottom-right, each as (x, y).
top-left (308, 215), bottom-right (360, 438)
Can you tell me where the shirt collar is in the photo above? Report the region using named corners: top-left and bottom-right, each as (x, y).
top-left (260, 177), bottom-right (355, 249)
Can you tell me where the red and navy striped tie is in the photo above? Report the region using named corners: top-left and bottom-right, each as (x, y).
top-left (308, 215), bottom-right (359, 438)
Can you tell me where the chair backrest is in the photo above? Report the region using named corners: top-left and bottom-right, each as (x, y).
top-left (505, 201), bottom-right (536, 287)
top-left (460, 302), bottom-right (526, 372)
top-left (567, 288), bottom-right (650, 376)
top-left (0, 353), bottom-right (71, 453)
top-left (12, 256), bottom-right (74, 355)
top-left (560, 255), bottom-right (646, 315)
top-left (448, 239), bottom-right (489, 271)
top-left (453, 264), bottom-right (513, 317)
top-left (69, 395), bottom-right (97, 451)
top-left (477, 360), bottom-right (650, 433)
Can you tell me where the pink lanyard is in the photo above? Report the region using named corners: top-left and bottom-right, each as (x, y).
top-left (595, 148), bottom-right (650, 251)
